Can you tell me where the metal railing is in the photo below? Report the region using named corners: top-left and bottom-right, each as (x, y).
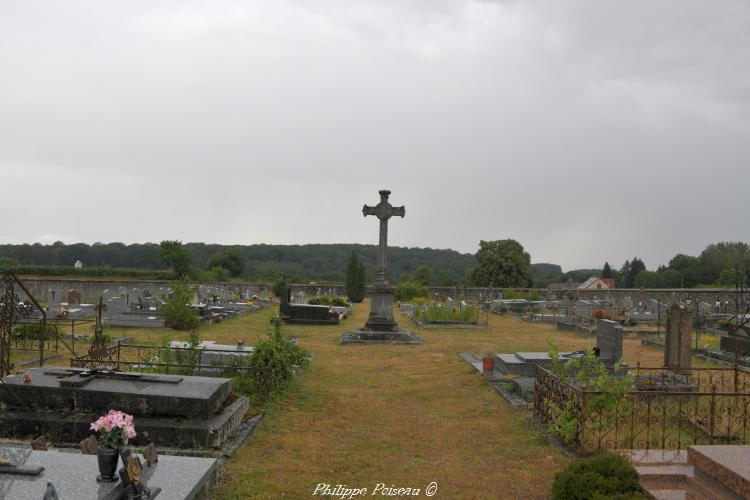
top-left (534, 365), bottom-right (750, 455)
top-left (70, 342), bottom-right (252, 375)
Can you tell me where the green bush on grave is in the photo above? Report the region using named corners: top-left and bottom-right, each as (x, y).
top-left (551, 453), bottom-right (647, 500)
top-left (307, 296), bottom-right (349, 307)
top-left (414, 304), bottom-right (477, 323)
top-left (232, 315), bottom-right (308, 405)
top-left (394, 282), bottom-right (429, 302)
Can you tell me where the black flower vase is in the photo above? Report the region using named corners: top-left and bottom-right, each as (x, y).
top-left (96, 447), bottom-right (119, 482)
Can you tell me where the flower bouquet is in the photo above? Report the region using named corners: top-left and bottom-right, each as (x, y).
top-left (90, 410), bottom-right (136, 482)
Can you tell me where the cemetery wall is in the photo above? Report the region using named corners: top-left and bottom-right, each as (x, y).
top-left (12, 277), bottom-right (741, 306)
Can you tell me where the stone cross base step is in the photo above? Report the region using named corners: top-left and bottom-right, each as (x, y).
top-left (340, 329), bottom-right (422, 345)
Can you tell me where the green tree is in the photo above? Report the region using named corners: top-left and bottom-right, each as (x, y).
top-left (207, 248), bottom-right (245, 277)
top-left (157, 240), bottom-right (192, 279)
top-left (413, 265), bottom-right (433, 286)
top-left (659, 269), bottom-right (683, 288)
top-left (634, 270), bottom-right (664, 288)
top-left (468, 239), bottom-right (533, 287)
top-left (667, 253), bottom-right (702, 287)
top-left (434, 269), bottom-right (456, 286)
top-left (698, 242), bottom-right (750, 284)
top-left (0, 256), bottom-right (17, 269)
top-left (344, 250), bottom-right (366, 303)
top-left (602, 262), bottom-right (613, 279)
top-left (162, 278), bottom-right (199, 330)
top-left (621, 257), bottom-right (645, 288)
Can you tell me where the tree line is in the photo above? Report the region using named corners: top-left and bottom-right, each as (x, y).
top-left (0, 241), bottom-right (475, 285)
top-left (1, 239), bottom-right (745, 289)
top-left (532, 242), bottom-right (750, 288)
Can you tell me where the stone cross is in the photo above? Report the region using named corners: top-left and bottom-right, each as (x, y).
top-left (362, 190), bottom-right (405, 285)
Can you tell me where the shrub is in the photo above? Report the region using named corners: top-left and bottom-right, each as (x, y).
top-left (233, 315), bottom-right (308, 404)
top-left (415, 304), bottom-right (477, 323)
top-left (12, 323), bottom-right (57, 340)
top-left (551, 453), bottom-right (646, 500)
top-left (395, 282), bottom-right (429, 302)
top-left (308, 296), bottom-right (348, 307)
top-left (162, 278), bottom-right (200, 330)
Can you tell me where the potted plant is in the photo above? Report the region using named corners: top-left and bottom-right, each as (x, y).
top-left (482, 351), bottom-right (495, 371)
top-left (90, 410), bottom-right (136, 482)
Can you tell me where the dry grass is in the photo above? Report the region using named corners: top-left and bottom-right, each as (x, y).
top-left (208, 304), bottom-right (677, 499)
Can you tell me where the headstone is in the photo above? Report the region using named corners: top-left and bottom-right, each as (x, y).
top-left (446, 297), bottom-right (454, 313)
top-left (595, 319), bottom-right (623, 364)
top-left (664, 303), bottom-right (692, 370)
top-left (47, 289), bottom-right (62, 312)
top-left (67, 289), bottom-right (81, 305)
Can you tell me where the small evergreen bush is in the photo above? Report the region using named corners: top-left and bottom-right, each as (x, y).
top-left (162, 278), bottom-right (200, 330)
top-left (234, 315), bottom-right (308, 404)
top-left (551, 453), bottom-right (646, 500)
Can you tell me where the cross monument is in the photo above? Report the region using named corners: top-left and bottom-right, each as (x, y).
top-left (341, 189), bottom-right (421, 344)
top-left (362, 190), bottom-right (405, 286)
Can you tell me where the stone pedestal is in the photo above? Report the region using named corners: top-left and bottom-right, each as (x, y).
top-left (341, 285), bottom-right (422, 345)
top-left (364, 284), bottom-right (398, 331)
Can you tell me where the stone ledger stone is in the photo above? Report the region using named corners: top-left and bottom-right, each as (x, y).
top-left (0, 368), bottom-right (249, 448)
top-left (0, 446), bottom-right (219, 500)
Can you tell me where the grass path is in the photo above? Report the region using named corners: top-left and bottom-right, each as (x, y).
top-left (211, 303), bottom-right (671, 499)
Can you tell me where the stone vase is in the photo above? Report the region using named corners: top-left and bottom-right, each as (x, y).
top-left (96, 447), bottom-right (119, 482)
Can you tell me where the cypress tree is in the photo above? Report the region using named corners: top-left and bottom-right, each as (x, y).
top-left (345, 250), bottom-right (366, 303)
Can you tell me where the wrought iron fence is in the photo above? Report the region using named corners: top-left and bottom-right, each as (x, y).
top-left (534, 365), bottom-right (750, 455)
top-left (70, 342), bottom-right (252, 376)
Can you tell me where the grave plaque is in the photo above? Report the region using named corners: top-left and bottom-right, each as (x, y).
top-left (144, 443), bottom-right (158, 467)
top-left (31, 435), bottom-right (48, 451)
top-left (80, 435), bottom-right (99, 455)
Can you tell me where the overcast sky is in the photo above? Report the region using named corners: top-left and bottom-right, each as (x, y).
top-left (1, 1), bottom-right (748, 270)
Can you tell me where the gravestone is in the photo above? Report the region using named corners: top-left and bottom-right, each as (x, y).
top-left (67, 289), bottom-right (81, 306)
top-left (47, 289), bottom-right (62, 312)
top-left (664, 303), bottom-right (693, 370)
top-left (595, 319), bottom-right (623, 364)
top-left (446, 297), bottom-right (454, 313)
top-left (341, 190), bottom-right (422, 344)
